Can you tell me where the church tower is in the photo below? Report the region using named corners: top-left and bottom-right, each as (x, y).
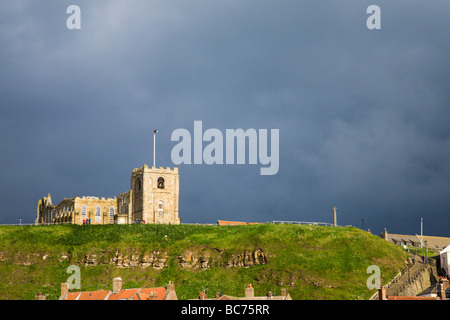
top-left (130, 164), bottom-right (180, 224)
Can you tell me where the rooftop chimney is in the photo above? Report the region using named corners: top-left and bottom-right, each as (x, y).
top-left (281, 288), bottom-right (286, 297)
top-left (167, 280), bottom-right (175, 291)
top-left (165, 281), bottom-right (178, 300)
top-left (439, 283), bottom-right (446, 300)
top-left (439, 277), bottom-right (449, 291)
top-left (245, 284), bottom-right (254, 298)
top-left (267, 291), bottom-right (273, 299)
top-left (199, 292), bottom-right (207, 300)
top-left (149, 291), bottom-right (158, 300)
top-left (378, 286), bottom-right (387, 300)
top-left (35, 292), bottom-right (46, 300)
top-left (61, 282), bottom-right (69, 298)
top-left (112, 277), bottom-right (122, 294)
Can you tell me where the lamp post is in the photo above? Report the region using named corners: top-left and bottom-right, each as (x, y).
top-left (420, 218), bottom-right (423, 248)
top-left (18, 217), bottom-right (22, 226)
top-left (153, 129), bottom-right (158, 167)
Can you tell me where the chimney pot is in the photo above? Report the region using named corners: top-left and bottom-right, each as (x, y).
top-left (149, 291), bottom-right (158, 300)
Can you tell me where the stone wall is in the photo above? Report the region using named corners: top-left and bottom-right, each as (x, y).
top-left (81, 248), bottom-right (269, 270)
top-left (386, 263), bottom-right (439, 297)
top-left (74, 196), bottom-right (117, 225)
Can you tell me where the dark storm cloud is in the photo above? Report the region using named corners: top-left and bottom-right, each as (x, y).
top-left (1, 1), bottom-right (449, 236)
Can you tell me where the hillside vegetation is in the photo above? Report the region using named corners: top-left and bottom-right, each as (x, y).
top-left (0, 223), bottom-right (406, 300)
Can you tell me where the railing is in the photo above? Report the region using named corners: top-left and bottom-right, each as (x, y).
top-left (369, 271), bottom-right (402, 300)
top-left (271, 220), bottom-right (338, 227)
top-left (2, 220), bottom-right (343, 227)
top-left (0, 222), bottom-right (74, 226)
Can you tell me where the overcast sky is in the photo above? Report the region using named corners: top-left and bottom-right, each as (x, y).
top-left (1, 1), bottom-right (449, 237)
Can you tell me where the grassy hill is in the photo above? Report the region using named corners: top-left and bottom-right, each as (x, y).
top-left (0, 223), bottom-right (406, 300)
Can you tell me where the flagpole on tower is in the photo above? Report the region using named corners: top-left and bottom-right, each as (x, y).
top-left (153, 129), bottom-right (158, 167)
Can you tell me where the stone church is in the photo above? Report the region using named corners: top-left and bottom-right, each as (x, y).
top-left (36, 164), bottom-right (180, 225)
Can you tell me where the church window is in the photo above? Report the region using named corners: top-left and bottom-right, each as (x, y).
top-left (81, 205), bottom-right (87, 222)
top-left (135, 178), bottom-right (142, 191)
top-left (158, 201), bottom-right (164, 216)
top-left (109, 207), bottom-right (115, 224)
top-left (95, 206), bottom-right (101, 223)
top-left (157, 177), bottom-right (165, 189)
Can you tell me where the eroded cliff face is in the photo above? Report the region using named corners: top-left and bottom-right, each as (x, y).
top-left (178, 248), bottom-right (269, 269)
top-left (1, 247), bottom-right (271, 270)
top-left (82, 247), bottom-right (270, 269)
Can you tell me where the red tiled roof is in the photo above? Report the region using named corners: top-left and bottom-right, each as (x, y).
top-left (63, 290), bottom-right (110, 300)
top-left (62, 287), bottom-right (168, 300)
top-left (139, 288), bottom-right (167, 300)
top-left (107, 289), bottom-right (140, 300)
top-left (387, 296), bottom-right (440, 300)
top-left (217, 220), bottom-right (260, 226)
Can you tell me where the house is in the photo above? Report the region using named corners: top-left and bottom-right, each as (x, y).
top-left (381, 229), bottom-right (450, 251)
top-left (59, 277), bottom-right (178, 300)
top-left (193, 284), bottom-right (292, 300)
top-left (440, 245), bottom-right (450, 276)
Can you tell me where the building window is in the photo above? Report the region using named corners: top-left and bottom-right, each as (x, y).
top-left (109, 207), bottom-right (115, 224)
top-left (81, 205), bottom-right (86, 223)
top-left (95, 206), bottom-right (101, 223)
top-left (157, 177), bottom-right (165, 189)
top-left (135, 178), bottom-right (141, 191)
top-left (158, 201), bottom-right (164, 216)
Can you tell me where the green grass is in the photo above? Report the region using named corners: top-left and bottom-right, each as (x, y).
top-left (0, 223), bottom-right (406, 300)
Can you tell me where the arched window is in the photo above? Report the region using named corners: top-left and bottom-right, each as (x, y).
top-left (157, 177), bottom-right (165, 189)
top-left (80, 205), bottom-right (87, 223)
top-left (135, 178), bottom-right (141, 191)
top-left (158, 201), bottom-right (164, 216)
top-left (95, 206), bottom-right (101, 223)
top-left (109, 206), bottom-right (115, 224)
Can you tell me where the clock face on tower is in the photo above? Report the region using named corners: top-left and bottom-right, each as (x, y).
top-left (157, 177), bottom-right (165, 189)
